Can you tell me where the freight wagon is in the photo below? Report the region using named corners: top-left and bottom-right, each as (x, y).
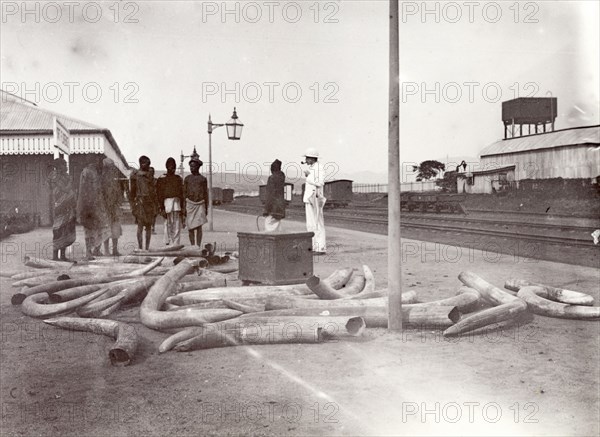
top-left (222, 188), bottom-right (234, 204)
top-left (401, 192), bottom-right (465, 213)
top-left (211, 187), bottom-right (223, 205)
top-left (324, 179), bottom-right (353, 208)
top-left (300, 179), bottom-right (353, 208)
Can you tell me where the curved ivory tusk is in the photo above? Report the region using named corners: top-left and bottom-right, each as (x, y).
top-left (13, 279), bottom-right (107, 305)
top-left (344, 289), bottom-right (418, 303)
top-left (49, 284), bottom-right (106, 303)
top-left (1, 269), bottom-right (24, 278)
top-left (221, 299), bottom-right (264, 314)
top-left (84, 279), bottom-right (144, 306)
top-left (140, 260), bottom-right (241, 330)
top-left (176, 278), bottom-right (228, 293)
top-left (21, 287), bottom-right (111, 318)
top-left (267, 295), bottom-right (387, 310)
top-left (159, 327), bottom-right (204, 353)
top-left (412, 291), bottom-right (481, 313)
top-left (125, 257), bottom-right (164, 276)
top-left (173, 326), bottom-right (322, 351)
top-left (306, 276), bottom-right (345, 299)
top-left (135, 249), bottom-right (206, 257)
top-left (505, 279), bottom-right (594, 306)
top-left (338, 271), bottom-right (366, 296)
top-left (121, 255), bottom-right (155, 264)
top-left (23, 256), bottom-right (75, 269)
top-left (166, 284), bottom-right (312, 306)
top-left (517, 286), bottom-right (600, 319)
top-left (12, 261), bottom-right (162, 306)
top-left (172, 316), bottom-right (367, 352)
top-left (443, 300), bottom-right (528, 336)
top-left (134, 244), bottom-right (184, 253)
top-left (164, 301), bottom-right (238, 311)
top-left (11, 270), bottom-right (54, 281)
top-left (323, 268), bottom-right (354, 289)
top-left (458, 271), bottom-right (520, 306)
top-left (43, 317), bottom-right (138, 366)
top-left (239, 306), bottom-right (460, 329)
top-left (96, 300), bottom-right (124, 318)
top-left (78, 293), bottom-right (126, 318)
top-left (361, 265), bottom-right (375, 294)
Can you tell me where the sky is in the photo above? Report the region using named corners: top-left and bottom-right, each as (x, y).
top-left (1, 1), bottom-right (598, 182)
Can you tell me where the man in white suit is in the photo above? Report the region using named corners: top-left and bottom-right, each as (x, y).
top-left (302, 148), bottom-right (327, 254)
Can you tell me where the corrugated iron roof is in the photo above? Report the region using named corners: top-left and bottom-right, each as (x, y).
top-left (1, 90), bottom-right (102, 131)
top-left (0, 89), bottom-right (129, 169)
top-left (480, 125), bottom-right (600, 157)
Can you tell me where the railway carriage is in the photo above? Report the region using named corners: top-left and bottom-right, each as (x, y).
top-left (299, 179), bottom-right (353, 209)
top-left (222, 188), bottom-right (234, 204)
top-left (401, 192), bottom-right (465, 213)
top-left (211, 187), bottom-right (223, 205)
top-left (323, 179), bottom-right (353, 208)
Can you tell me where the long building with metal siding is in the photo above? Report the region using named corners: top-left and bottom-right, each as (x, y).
top-left (458, 125), bottom-right (600, 194)
top-left (0, 90), bottom-right (130, 225)
top-left (479, 125), bottom-right (600, 181)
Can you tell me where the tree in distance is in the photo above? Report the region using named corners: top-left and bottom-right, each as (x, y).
top-left (412, 160), bottom-right (446, 181)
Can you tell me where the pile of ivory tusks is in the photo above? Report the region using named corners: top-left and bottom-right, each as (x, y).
top-left (5, 254), bottom-right (598, 365)
top-left (5, 252), bottom-right (234, 366)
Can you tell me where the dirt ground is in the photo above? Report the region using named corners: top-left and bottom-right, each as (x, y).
top-left (1, 210), bottom-right (599, 436)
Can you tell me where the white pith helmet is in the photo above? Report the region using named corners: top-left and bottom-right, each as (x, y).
top-left (303, 147), bottom-right (319, 159)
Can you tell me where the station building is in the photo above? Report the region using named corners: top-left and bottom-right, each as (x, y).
top-left (0, 90), bottom-right (130, 225)
top-left (458, 98), bottom-right (600, 194)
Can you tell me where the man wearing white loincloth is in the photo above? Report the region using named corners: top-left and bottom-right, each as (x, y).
top-left (183, 155), bottom-right (209, 247)
top-left (157, 157), bottom-right (184, 245)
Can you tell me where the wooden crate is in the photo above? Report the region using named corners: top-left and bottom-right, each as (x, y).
top-left (238, 231), bottom-right (314, 285)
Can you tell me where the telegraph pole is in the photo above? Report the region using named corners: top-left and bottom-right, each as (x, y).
top-left (388, 0), bottom-right (402, 331)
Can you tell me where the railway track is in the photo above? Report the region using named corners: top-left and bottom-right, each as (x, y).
top-left (218, 203), bottom-right (599, 250)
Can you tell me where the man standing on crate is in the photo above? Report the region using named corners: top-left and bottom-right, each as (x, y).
top-left (157, 157), bottom-right (184, 246)
top-left (263, 159), bottom-right (286, 232)
top-left (302, 148), bottom-right (327, 255)
top-left (184, 155), bottom-right (209, 247)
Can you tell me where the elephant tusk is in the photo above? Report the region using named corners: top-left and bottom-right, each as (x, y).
top-left (43, 317), bottom-right (138, 366)
top-left (517, 286), bottom-right (600, 319)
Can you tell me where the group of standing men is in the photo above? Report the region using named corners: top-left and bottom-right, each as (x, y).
top-left (48, 156), bottom-right (124, 261)
top-left (129, 154), bottom-right (209, 250)
top-left (48, 147), bottom-right (329, 260)
top-left (48, 153), bottom-right (210, 260)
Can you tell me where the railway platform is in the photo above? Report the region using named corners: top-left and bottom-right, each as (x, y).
top-left (1, 209), bottom-right (598, 436)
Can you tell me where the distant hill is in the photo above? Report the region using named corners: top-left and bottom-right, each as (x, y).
top-left (153, 164), bottom-right (483, 195)
top-left (153, 170), bottom-right (391, 195)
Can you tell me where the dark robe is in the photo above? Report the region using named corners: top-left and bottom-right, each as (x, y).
top-left (48, 169), bottom-right (76, 250)
top-left (264, 170), bottom-right (286, 220)
top-left (102, 162), bottom-right (123, 238)
top-left (129, 169), bottom-right (158, 226)
top-left (77, 163), bottom-right (109, 244)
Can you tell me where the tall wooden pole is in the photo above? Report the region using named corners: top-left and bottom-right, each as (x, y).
top-left (387, 0), bottom-right (402, 331)
top-left (207, 116), bottom-right (215, 232)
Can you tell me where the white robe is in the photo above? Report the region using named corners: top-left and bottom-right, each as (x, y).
top-left (303, 162), bottom-right (327, 252)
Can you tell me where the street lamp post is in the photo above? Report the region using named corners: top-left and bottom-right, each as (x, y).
top-left (207, 107), bottom-right (243, 232)
top-left (180, 147), bottom-right (199, 179)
